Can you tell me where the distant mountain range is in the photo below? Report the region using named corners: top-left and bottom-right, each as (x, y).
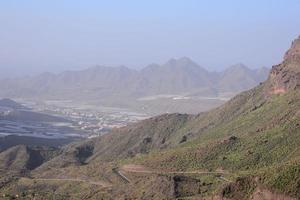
top-left (0, 58), bottom-right (269, 99)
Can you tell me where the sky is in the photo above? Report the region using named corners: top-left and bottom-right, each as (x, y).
top-left (0, 0), bottom-right (300, 78)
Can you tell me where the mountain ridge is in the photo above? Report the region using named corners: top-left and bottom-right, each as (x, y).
top-left (0, 58), bottom-right (269, 98)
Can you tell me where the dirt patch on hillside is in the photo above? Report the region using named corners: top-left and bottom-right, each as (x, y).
top-left (121, 164), bottom-right (152, 173)
top-left (250, 187), bottom-right (296, 200)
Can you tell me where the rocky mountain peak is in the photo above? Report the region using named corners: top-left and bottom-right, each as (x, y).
top-left (266, 36), bottom-right (300, 95)
top-left (165, 57), bottom-right (200, 68)
top-left (283, 35), bottom-right (300, 63)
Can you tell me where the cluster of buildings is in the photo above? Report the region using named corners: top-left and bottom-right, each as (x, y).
top-left (38, 104), bottom-right (149, 138)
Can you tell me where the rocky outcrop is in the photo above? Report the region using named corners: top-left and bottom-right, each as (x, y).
top-left (284, 36), bottom-right (300, 63)
top-left (266, 36), bottom-right (300, 95)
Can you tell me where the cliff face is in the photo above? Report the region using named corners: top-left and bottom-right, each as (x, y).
top-left (266, 36), bottom-right (300, 95)
top-left (284, 36), bottom-right (300, 63)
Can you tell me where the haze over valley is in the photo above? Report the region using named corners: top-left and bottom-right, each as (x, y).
top-left (0, 1), bottom-right (300, 200)
top-left (0, 58), bottom-right (270, 143)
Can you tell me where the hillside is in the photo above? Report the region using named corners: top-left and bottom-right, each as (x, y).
top-left (217, 64), bottom-right (269, 92)
top-left (0, 37), bottom-right (298, 199)
top-left (0, 145), bottom-right (59, 176)
top-left (0, 135), bottom-right (72, 152)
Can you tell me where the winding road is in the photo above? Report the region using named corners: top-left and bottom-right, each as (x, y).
top-left (114, 164), bottom-right (232, 183)
top-left (18, 164), bottom-right (231, 189)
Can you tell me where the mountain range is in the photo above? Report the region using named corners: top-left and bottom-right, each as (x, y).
top-left (0, 59), bottom-right (269, 114)
top-left (0, 36), bottom-right (299, 199)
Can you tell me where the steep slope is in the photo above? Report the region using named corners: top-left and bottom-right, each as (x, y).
top-left (0, 145), bottom-right (30, 174)
top-left (265, 36), bottom-right (300, 95)
top-left (0, 145), bottom-right (59, 176)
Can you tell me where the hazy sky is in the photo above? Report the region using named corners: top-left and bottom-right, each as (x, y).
top-left (0, 0), bottom-right (300, 77)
